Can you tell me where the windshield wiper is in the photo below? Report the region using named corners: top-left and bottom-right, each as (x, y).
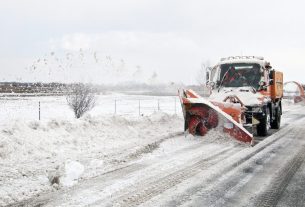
top-left (218, 67), bottom-right (235, 92)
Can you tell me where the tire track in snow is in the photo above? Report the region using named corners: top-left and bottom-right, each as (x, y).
top-left (101, 119), bottom-right (294, 207)
top-left (101, 147), bottom-right (242, 207)
top-left (254, 145), bottom-right (305, 206)
top-left (159, 127), bottom-right (294, 207)
top-left (159, 123), bottom-right (305, 207)
top-left (5, 163), bottom-right (145, 207)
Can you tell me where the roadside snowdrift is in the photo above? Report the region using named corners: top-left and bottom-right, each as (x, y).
top-left (1, 101), bottom-right (300, 206)
top-left (0, 113), bottom-right (182, 161)
top-left (0, 112), bottom-right (183, 206)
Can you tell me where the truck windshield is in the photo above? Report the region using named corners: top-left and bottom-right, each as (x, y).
top-left (219, 63), bottom-right (261, 88)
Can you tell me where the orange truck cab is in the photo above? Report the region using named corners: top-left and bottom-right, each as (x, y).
top-left (207, 56), bottom-right (283, 136)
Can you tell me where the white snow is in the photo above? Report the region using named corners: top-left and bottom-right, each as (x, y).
top-left (0, 94), bottom-right (303, 206)
top-left (209, 87), bottom-right (266, 106)
top-left (61, 161), bottom-right (85, 187)
top-left (219, 57), bottom-right (267, 66)
top-left (0, 105), bottom-right (183, 206)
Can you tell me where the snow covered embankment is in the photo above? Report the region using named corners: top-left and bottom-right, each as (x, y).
top-left (0, 112), bottom-right (183, 206)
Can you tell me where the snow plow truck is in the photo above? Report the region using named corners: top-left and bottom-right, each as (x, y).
top-left (179, 56), bottom-right (283, 144)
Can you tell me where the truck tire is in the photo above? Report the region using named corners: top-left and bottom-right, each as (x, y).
top-left (271, 106), bottom-right (281, 129)
top-left (257, 107), bottom-right (271, 136)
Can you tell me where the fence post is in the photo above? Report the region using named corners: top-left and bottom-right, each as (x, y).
top-left (114, 99), bottom-right (117, 115)
top-left (174, 97), bottom-right (177, 114)
top-left (138, 100), bottom-right (141, 116)
top-left (158, 99), bottom-right (160, 111)
top-left (39, 101), bottom-right (41, 121)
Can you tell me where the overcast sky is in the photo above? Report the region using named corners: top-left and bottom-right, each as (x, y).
top-left (0, 0), bottom-right (305, 84)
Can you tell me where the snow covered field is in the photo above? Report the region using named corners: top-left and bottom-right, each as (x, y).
top-left (0, 97), bottom-right (304, 207)
top-left (0, 94), bottom-right (180, 123)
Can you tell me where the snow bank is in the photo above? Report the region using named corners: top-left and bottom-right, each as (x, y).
top-left (0, 112), bottom-right (183, 206)
top-left (0, 112), bottom-right (181, 162)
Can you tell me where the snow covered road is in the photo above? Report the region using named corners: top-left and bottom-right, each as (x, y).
top-left (5, 102), bottom-right (305, 207)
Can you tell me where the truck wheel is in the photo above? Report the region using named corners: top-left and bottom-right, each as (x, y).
top-left (271, 106), bottom-right (281, 129)
top-left (257, 107), bottom-right (271, 136)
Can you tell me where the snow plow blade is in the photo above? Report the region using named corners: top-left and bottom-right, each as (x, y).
top-left (179, 89), bottom-right (253, 144)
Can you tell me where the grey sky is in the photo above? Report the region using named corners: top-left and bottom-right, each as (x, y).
top-left (0, 0), bottom-right (305, 84)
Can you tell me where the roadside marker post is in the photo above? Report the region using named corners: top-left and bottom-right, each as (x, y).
top-left (39, 101), bottom-right (41, 121)
top-left (139, 100), bottom-right (141, 116)
top-left (114, 99), bottom-right (117, 115)
top-left (174, 98), bottom-right (177, 114)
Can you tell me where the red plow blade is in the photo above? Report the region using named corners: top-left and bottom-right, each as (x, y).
top-left (179, 89), bottom-right (253, 144)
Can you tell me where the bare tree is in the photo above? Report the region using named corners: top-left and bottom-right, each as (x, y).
top-left (66, 83), bottom-right (96, 118)
top-left (196, 60), bottom-right (210, 87)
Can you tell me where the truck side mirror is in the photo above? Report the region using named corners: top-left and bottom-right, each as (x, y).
top-left (206, 71), bottom-right (210, 83)
top-left (269, 71), bottom-right (274, 79)
top-left (269, 79), bottom-right (274, 85)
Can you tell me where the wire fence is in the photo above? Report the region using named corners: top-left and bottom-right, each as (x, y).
top-left (110, 97), bottom-right (179, 116)
top-left (0, 95), bottom-right (182, 122)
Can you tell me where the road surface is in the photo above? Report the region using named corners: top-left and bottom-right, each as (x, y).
top-left (9, 105), bottom-right (305, 207)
